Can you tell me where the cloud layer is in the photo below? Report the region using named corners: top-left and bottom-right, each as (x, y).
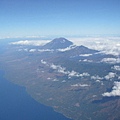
top-left (11, 40), bottom-right (50, 46)
top-left (10, 36), bottom-right (120, 56)
top-left (69, 36), bottom-right (120, 56)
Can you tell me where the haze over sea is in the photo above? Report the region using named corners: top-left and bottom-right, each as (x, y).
top-left (0, 70), bottom-right (71, 120)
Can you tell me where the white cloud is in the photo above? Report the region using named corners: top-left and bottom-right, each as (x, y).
top-left (79, 54), bottom-right (92, 57)
top-left (29, 49), bottom-right (36, 52)
top-left (41, 62), bottom-right (66, 74)
top-left (38, 49), bottom-right (54, 52)
top-left (83, 59), bottom-right (93, 62)
top-left (62, 80), bottom-right (66, 83)
top-left (57, 45), bottom-right (76, 52)
top-left (71, 83), bottom-right (90, 87)
top-left (42, 61), bottom-right (90, 78)
top-left (96, 80), bottom-right (101, 82)
top-left (102, 81), bottom-right (120, 97)
top-left (10, 40), bottom-right (50, 46)
top-left (10, 36), bottom-right (120, 56)
top-left (20, 48), bottom-right (54, 53)
top-left (101, 58), bottom-right (120, 64)
top-left (50, 64), bottom-right (58, 70)
top-left (112, 65), bottom-right (120, 71)
top-left (104, 72), bottom-right (116, 80)
top-left (50, 64), bottom-right (68, 74)
top-left (57, 67), bottom-right (68, 74)
top-left (79, 59), bottom-right (93, 62)
top-left (79, 72), bottom-right (90, 77)
top-left (41, 60), bottom-right (47, 65)
top-left (68, 70), bottom-right (79, 77)
top-left (69, 36), bottom-right (120, 56)
top-left (52, 79), bottom-right (59, 82)
top-left (68, 71), bottom-right (90, 77)
top-left (50, 64), bottom-right (90, 78)
top-left (91, 75), bottom-right (104, 84)
top-left (91, 75), bottom-right (103, 80)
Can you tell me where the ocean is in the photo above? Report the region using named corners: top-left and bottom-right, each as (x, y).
top-left (0, 70), bottom-right (71, 120)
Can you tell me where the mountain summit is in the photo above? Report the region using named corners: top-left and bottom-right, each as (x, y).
top-left (42, 37), bottom-right (73, 49)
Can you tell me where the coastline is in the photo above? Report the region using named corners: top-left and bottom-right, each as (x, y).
top-left (0, 68), bottom-right (72, 120)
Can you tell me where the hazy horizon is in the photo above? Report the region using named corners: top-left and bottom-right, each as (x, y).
top-left (0, 0), bottom-right (120, 38)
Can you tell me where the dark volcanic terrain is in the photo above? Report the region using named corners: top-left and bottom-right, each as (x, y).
top-left (0, 37), bottom-right (120, 120)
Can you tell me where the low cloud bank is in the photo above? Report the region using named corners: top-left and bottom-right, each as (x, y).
top-left (10, 36), bottom-right (120, 56)
top-left (70, 37), bottom-right (120, 56)
top-left (11, 40), bottom-right (50, 46)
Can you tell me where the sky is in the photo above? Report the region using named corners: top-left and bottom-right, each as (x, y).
top-left (0, 0), bottom-right (120, 38)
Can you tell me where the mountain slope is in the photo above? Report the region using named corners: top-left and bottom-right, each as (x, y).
top-left (42, 37), bottom-right (73, 49)
top-left (67, 45), bottom-right (98, 54)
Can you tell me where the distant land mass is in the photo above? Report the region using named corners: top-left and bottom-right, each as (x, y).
top-left (0, 37), bottom-right (120, 120)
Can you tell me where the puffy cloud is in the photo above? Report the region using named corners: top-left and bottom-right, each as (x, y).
top-left (50, 64), bottom-right (58, 70)
top-left (112, 65), bottom-right (120, 71)
top-left (47, 77), bottom-right (51, 80)
top-left (104, 72), bottom-right (116, 80)
top-left (79, 72), bottom-right (90, 77)
top-left (68, 71), bottom-right (90, 77)
top-left (79, 59), bottom-right (93, 62)
top-left (41, 61), bottom-right (90, 78)
top-left (58, 68), bottom-right (68, 74)
top-left (29, 49), bottom-right (36, 52)
top-left (101, 58), bottom-right (120, 64)
top-left (41, 60), bottom-right (47, 65)
top-left (57, 45), bottom-right (76, 52)
top-left (50, 64), bottom-right (68, 74)
top-left (68, 70), bottom-right (79, 77)
top-left (102, 82), bottom-right (120, 97)
top-left (50, 63), bottom-right (90, 77)
top-left (41, 61), bottom-right (67, 74)
top-left (91, 75), bottom-right (103, 84)
top-left (96, 80), bottom-right (101, 82)
top-left (91, 75), bottom-right (103, 80)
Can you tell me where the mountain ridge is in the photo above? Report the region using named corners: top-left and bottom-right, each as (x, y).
top-left (42, 37), bottom-right (73, 49)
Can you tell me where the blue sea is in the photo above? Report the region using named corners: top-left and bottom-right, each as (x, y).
top-left (0, 70), bottom-right (71, 120)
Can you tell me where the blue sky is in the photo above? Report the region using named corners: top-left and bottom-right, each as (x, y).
top-left (0, 0), bottom-right (120, 38)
